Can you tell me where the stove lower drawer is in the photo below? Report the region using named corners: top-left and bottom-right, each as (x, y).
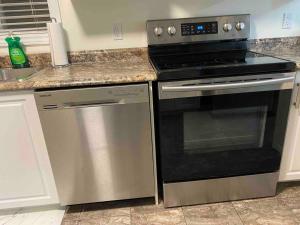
top-left (163, 172), bottom-right (278, 207)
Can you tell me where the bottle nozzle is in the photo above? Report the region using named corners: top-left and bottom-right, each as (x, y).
top-left (9, 31), bottom-right (14, 39)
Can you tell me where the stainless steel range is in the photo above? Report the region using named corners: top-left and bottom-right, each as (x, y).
top-left (147, 14), bottom-right (297, 207)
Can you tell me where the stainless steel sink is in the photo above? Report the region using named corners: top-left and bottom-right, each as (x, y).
top-left (0, 68), bottom-right (38, 82)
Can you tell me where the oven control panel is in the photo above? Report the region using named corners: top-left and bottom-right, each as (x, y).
top-left (181, 22), bottom-right (218, 36)
top-left (147, 14), bottom-right (250, 45)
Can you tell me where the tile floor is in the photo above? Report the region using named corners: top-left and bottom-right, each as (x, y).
top-left (0, 206), bottom-right (65, 225)
top-left (61, 182), bottom-right (300, 225)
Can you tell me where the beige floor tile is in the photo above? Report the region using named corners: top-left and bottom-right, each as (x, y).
top-left (277, 182), bottom-right (300, 199)
top-left (131, 202), bottom-right (166, 215)
top-left (78, 218), bottom-right (100, 225)
top-left (146, 210), bottom-right (186, 225)
top-left (278, 197), bottom-right (300, 221)
top-left (233, 197), bottom-right (298, 225)
top-left (131, 207), bottom-right (186, 225)
top-left (131, 212), bottom-right (148, 225)
top-left (77, 215), bottom-right (131, 225)
top-left (210, 202), bottom-right (243, 225)
top-left (182, 204), bottom-right (213, 216)
top-left (81, 208), bottom-right (130, 220)
top-left (98, 216), bottom-right (131, 225)
top-left (61, 220), bottom-right (80, 225)
top-left (182, 202), bottom-right (243, 225)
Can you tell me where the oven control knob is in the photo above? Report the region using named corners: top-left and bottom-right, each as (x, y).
top-left (168, 26), bottom-right (177, 36)
top-left (223, 23), bottom-right (233, 32)
top-left (236, 22), bottom-right (245, 31)
top-left (154, 26), bottom-right (163, 36)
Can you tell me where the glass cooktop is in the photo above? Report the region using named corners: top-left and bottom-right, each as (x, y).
top-left (150, 51), bottom-right (296, 81)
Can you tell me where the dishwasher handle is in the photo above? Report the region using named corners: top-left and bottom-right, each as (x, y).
top-left (63, 101), bottom-right (122, 109)
top-left (41, 101), bottom-right (122, 110)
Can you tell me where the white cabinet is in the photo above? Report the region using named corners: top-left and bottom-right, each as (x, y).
top-left (280, 72), bottom-right (300, 181)
top-left (0, 92), bottom-right (59, 209)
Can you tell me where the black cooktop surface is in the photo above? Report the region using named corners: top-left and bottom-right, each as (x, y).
top-left (150, 50), bottom-right (296, 81)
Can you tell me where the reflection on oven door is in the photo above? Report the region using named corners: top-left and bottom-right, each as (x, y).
top-left (183, 106), bottom-right (268, 153)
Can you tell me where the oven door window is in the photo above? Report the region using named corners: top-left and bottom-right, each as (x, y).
top-left (158, 90), bottom-right (291, 183)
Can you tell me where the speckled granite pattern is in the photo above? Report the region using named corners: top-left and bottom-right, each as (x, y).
top-left (0, 48), bottom-right (149, 69)
top-left (0, 49), bottom-right (156, 91)
top-left (0, 53), bottom-right (52, 68)
top-left (249, 36), bottom-right (300, 68)
top-left (30, 61), bottom-right (156, 89)
top-left (250, 36), bottom-right (300, 53)
top-left (68, 48), bottom-right (149, 64)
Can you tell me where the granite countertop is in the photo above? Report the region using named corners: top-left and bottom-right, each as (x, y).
top-left (0, 48), bottom-right (157, 92)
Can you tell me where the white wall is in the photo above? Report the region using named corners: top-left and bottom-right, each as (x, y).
top-left (58, 0), bottom-right (300, 52)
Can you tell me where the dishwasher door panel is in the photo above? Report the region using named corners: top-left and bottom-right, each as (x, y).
top-left (39, 102), bottom-right (154, 205)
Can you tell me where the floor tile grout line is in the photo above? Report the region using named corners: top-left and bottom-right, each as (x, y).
top-left (180, 207), bottom-right (188, 225)
top-left (129, 208), bottom-right (132, 225)
top-left (230, 201), bottom-right (246, 225)
top-left (209, 204), bottom-right (217, 218)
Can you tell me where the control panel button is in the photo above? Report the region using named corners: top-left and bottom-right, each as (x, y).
top-left (168, 26), bottom-right (176, 36)
top-left (154, 27), bottom-right (163, 36)
top-left (236, 22), bottom-right (245, 31)
top-left (223, 23), bottom-right (232, 32)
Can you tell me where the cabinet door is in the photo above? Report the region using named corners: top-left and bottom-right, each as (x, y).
top-left (0, 92), bottom-right (58, 209)
top-left (280, 73), bottom-right (300, 181)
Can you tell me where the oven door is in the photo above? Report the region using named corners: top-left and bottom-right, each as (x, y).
top-left (157, 73), bottom-right (295, 183)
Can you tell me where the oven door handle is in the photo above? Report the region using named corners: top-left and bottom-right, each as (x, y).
top-left (161, 76), bottom-right (295, 92)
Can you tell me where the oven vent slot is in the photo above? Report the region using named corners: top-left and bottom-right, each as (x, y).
top-left (211, 81), bottom-right (226, 84)
top-left (258, 78), bottom-right (273, 81)
top-left (43, 104), bottom-right (58, 110)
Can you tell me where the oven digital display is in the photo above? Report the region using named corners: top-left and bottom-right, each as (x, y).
top-left (181, 22), bottom-right (218, 36)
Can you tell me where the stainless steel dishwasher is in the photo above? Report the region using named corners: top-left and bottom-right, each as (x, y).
top-left (35, 84), bottom-right (155, 205)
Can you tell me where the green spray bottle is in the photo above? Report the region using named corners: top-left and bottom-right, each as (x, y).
top-left (5, 35), bottom-right (30, 69)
